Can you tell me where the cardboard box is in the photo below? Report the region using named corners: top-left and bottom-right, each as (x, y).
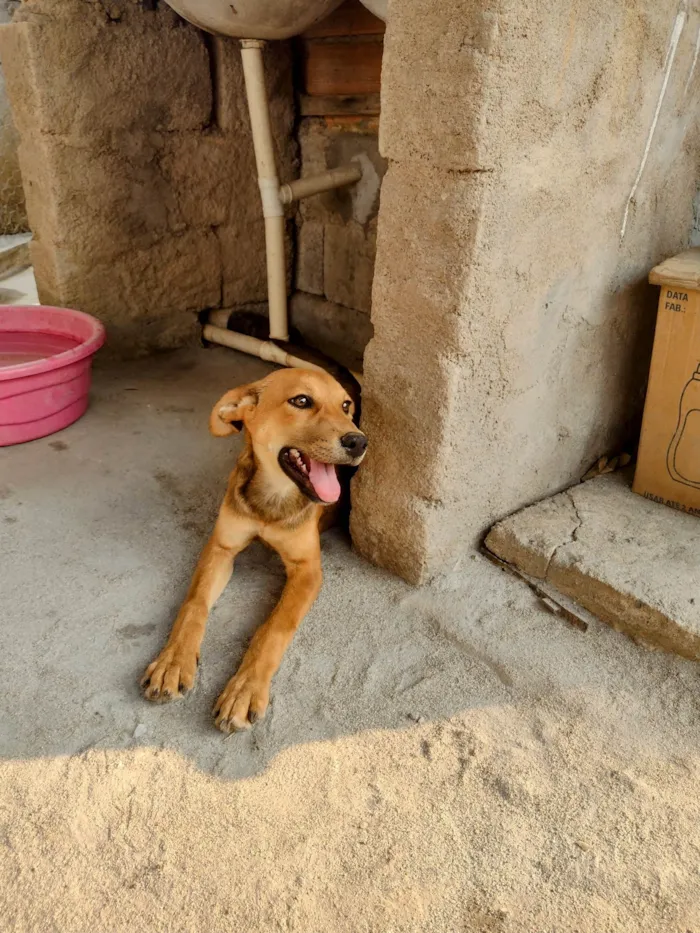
top-left (633, 248), bottom-right (700, 515)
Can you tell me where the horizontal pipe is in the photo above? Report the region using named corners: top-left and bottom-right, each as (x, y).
top-left (207, 308), bottom-right (232, 329)
top-left (279, 164), bottom-right (363, 205)
top-left (206, 313), bottom-right (364, 384)
top-left (203, 324), bottom-right (326, 373)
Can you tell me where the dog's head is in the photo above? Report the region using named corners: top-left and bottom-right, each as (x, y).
top-left (210, 368), bottom-right (367, 505)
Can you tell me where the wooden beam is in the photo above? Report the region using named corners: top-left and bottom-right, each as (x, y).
top-left (302, 37), bottom-right (383, 96)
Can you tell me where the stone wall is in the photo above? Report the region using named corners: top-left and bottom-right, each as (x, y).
top-left (352, 0), bottom-right (700, 582)
top-left (0, 0), bottom-right (294, 353)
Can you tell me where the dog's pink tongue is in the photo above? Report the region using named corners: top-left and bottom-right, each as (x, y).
top-left (307, 459), bottom-right (341, 503)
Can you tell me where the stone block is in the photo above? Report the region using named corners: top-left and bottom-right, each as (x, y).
top-left (297, 119), bottom-right (386, 225)
top-left (28, 237), bottom-right (60, 305)
top-left (31, 229), bottom-right (220, 352)
top-left (18, 133), bottom-right (172, 262)
top-left (217, 217), bottom-right (267, 307)
top-left (485, 473), bottom-right (700, 660)
top-left (290, 291), bottom-right (373, 372)
top-left (0, 12), bottom-right (211, 140)
top-left (210, 35), bottom-right (250, 134)
top-left (211, 37), bottom-right (297, 176)
top-left (350, 343), bottom-right (457, 580)
top-left (350, 162), bottom-right (486, 582)
top-left (159, 133), bottom-right (240, 231)
top-left (366, 161), bottom-right (485, 357)
top-left (217, 214), bottom-right (295, 309)
top-left (324, 222), bottom-right (375, 313)
top-left (17, 123), bottom-right (262, 260)
top-left (379, 0), bottom-right (494, 170)
top-left (296, 221), bottom-right (324, 296)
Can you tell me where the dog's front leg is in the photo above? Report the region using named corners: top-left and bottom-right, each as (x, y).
top-left (142, 515), bottom-right (253, 702)
top-left (213, 528), bottom-right (322, 732)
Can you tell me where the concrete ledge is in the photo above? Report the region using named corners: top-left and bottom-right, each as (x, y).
top-left (0, 232), bottom-right (30, 278)
top-left (485, 473), bottom-right (700, 659)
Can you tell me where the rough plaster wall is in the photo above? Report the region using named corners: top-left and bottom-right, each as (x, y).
top-left (352, 0), bottom-right (700, 583)
top-left (0, 0), bottom-right (295, 354)
top-left (691, 190), bottom-right (700, 246)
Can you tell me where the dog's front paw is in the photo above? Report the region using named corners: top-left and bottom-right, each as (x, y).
top-left (141, 645), bottom-right (197, 702)
top-left (213, 668), bottom-right (270, 733)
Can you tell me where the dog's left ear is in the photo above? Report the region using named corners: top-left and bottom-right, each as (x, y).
top-left (209, 382), bottom-right (260, 437)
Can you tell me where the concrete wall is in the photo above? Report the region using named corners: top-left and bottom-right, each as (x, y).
top-left (0, 0), bottom-right (295, 353)
top-left (352, 0), bottom-right (700, 582)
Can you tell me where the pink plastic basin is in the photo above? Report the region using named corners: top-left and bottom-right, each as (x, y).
top-left (0, 306), bottom-right (105, 446)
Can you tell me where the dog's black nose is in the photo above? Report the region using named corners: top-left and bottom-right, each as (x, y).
top-left (340, 432), bottom-right (368, 457)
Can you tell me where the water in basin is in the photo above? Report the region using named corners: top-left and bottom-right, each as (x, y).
top-left (0, 332), bottom-right (78, 369)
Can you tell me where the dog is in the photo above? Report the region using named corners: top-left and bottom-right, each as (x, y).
top-left (141, 367), bottom-right (368, 733)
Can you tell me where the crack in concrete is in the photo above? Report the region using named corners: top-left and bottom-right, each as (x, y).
top-left (566, 490), bottom-right (584, 543)
top-left (543, 490), bottom-right (583, 581)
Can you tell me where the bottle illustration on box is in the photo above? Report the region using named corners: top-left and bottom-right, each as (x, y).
top-left (667, 363), bottom-right (700, 488)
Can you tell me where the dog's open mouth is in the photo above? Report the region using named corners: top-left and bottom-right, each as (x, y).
top-left (279, 447), bottom-right (341, 504)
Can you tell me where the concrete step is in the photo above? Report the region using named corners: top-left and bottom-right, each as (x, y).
top-left (484, 472), bottom-right (700, 659)
top-left (0, 232), bottom-right (31, 281)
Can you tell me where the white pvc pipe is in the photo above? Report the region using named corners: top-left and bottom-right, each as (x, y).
top-left (203, 324), bottom-right (326, 372)
top-left (205, 311), bottom-right (364, 383)
top-left (240, 40), bottom-right (288, 341)
top-left (207, 308), bottom-right (234, 329)
top-left (222, 43), bottom-right (365, 378)
top-left (279, 165), bottom-right (363, 205)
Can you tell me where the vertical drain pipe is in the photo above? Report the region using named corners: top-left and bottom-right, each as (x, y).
top-left (239, 39), bottom-right (289, 341)
top-left (208, 40), bottom-right (363, 367)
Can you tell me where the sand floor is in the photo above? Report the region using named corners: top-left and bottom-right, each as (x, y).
top-left (1, 347), bottom-right (699, 932)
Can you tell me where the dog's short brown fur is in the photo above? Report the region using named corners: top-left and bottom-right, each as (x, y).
top-left (141, 367), bottom-right (367, 732)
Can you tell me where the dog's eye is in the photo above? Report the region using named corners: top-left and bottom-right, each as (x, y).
top-left (342, 400), bottom-right (352, 413)
top-left (288, 395), bottom-right (313, 409)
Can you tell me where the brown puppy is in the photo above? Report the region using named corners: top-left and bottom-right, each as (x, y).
top-left (141, 367), bottom-right (368, 732)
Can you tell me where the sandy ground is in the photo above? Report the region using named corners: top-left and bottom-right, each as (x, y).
top-left (1, 347), bottom-right (699, 933)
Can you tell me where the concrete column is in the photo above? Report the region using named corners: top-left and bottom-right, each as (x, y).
top-left (352, 0), bottom-right (700, 582)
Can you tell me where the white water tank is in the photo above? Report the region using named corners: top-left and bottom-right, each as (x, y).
top-left (164, 0), bottom-right (385, 40)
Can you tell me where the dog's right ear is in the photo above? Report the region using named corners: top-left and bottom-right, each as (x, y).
top-left (209, 383), bottom-right (260, 437)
